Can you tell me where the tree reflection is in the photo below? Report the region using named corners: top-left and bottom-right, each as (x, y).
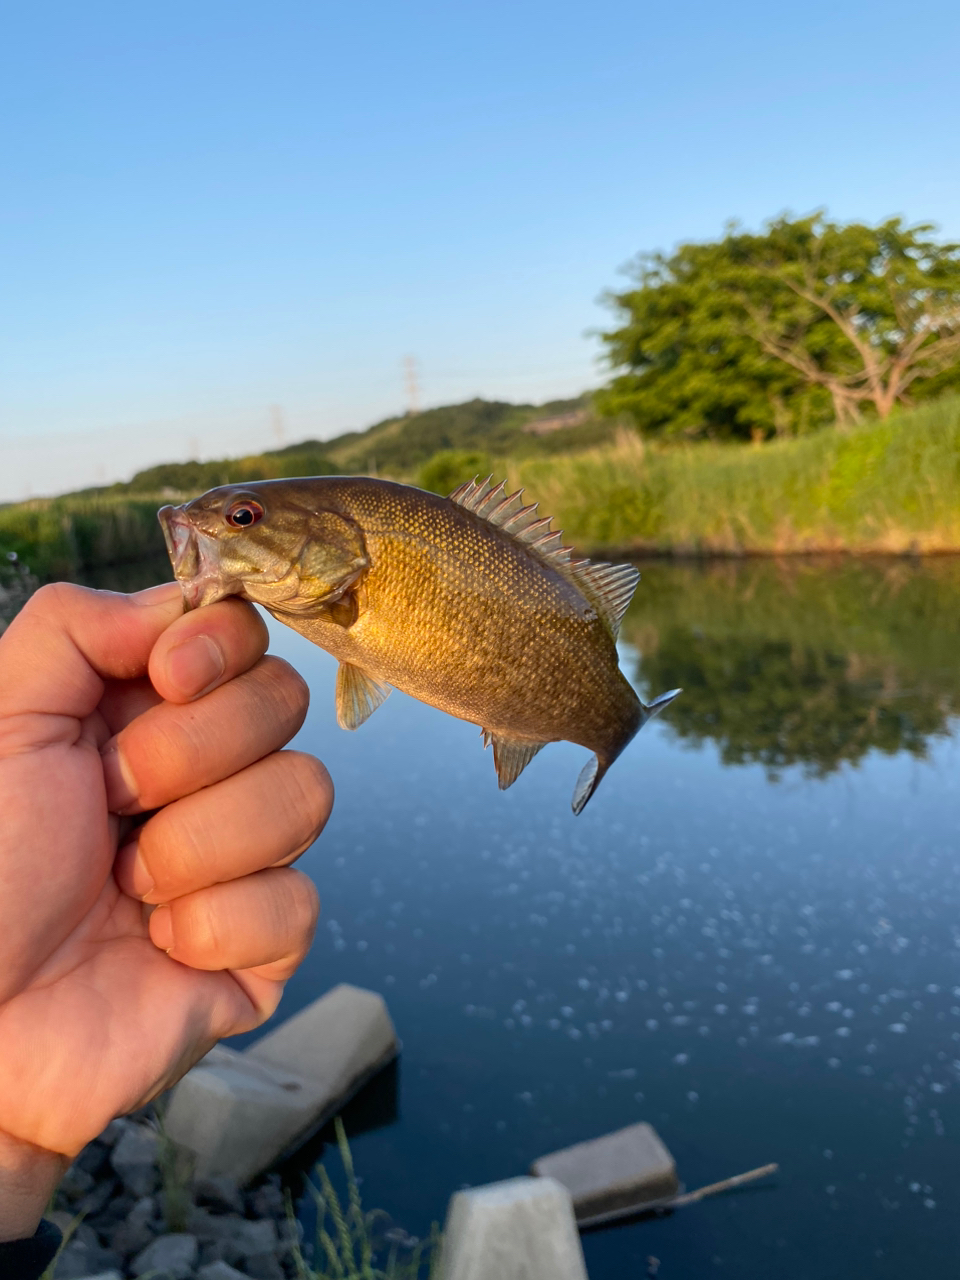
top-left (621, 558), bottom-right (960, 777)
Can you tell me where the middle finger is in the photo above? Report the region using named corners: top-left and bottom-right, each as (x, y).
top-left (101, 655), bottom-right (308, 814)
top-left (114, 750), bottom-right (333, 903)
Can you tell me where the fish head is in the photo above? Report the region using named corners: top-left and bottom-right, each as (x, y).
top-left (158, 480), bottom-right (369, 613)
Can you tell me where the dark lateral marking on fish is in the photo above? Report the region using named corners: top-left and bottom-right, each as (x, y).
top-left (158, 475), bottom-right (681, 813)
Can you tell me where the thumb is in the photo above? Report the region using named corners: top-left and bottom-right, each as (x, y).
top-left (0, 583), bottom-right (184, 725)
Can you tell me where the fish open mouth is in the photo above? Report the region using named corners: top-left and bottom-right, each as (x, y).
top-left (158, 504), bottom-right (232, 611)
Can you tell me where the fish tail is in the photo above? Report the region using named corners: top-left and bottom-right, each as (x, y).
top-left (570, 686), bottom-right (682, 815)
top-left (643, 687), bottom-right (682, 721)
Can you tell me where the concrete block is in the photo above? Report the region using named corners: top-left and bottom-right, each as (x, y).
top-left (163, 1045), bottom-right (318, 1183)
top-left (439, 1177), bottom-right (587, 1280)
top-left (530, 1122), bottom-right (678, 1223)
top-left (246, 983), bottom-right (397, 1098)
top-left (164, 985), bottom-right (397, 1183)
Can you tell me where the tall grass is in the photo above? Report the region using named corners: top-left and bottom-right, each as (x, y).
top-left (5, 396), bottom-right (960, 577)
top-left (0, 493), bottom-right (168, 579)
top-left (508, 396), bottom-right (960, 555)
top-left (293, 1118), bottom-right (442, 1280)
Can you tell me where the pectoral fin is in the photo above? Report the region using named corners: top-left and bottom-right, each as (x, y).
top-left (487, 734), bottom-right (546, 790)
top-left (336, 663), bottom-right (391, 730)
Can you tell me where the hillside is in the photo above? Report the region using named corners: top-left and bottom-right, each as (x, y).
top-left (80, 393), bottom-right (611, 500)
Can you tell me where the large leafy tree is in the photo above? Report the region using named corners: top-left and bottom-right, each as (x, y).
top-left (598, 215), bottom-right (960, 439)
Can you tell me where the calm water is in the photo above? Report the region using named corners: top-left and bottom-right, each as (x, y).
top-left (91, 558), bottom-right (960, 1276)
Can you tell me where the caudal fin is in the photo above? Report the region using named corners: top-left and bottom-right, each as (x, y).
top-left (570, 686), bottom-right (682, 815)
top-left (644, 687), bottom-right (682, 720)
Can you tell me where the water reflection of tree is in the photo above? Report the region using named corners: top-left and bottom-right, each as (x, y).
top-left (622, 558), bottom-right (960, 776)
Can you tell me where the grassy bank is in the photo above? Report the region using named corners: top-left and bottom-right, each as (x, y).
top-left (508, 395), bottom-right (960, 555)
top-left (4, 395), bottom-right (960, 579)
top-left (0, 493), bottom-right (169, 579)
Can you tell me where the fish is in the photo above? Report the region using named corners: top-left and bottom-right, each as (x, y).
top-left (158, 476), bottom-right (679, 813)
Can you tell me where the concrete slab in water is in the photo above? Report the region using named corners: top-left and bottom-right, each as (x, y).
top-left (530, 1122), bottom-right (679, 1222)
top-left (164, 984), bottom-right (397, 1183)
top-left (440, 1177), bottom-right (587, 1280)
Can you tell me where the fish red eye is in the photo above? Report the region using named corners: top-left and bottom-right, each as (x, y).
top-left (225, 500), bottom-right (265, 528)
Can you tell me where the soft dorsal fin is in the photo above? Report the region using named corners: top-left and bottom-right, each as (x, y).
top-left (449, 476), bottom-right (639, 637)
top-left (336, 662), bottom-right (391, 730)
top-left (567, 560), bottom-right (639, 639)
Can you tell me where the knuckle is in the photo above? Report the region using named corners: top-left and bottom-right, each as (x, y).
top-left (281, 752), bottom-right (333, 844)
top-left (123, 710), bottom-right (204, 805)
top-left (255, 657), bottom-right (310, 724)
top-left (177, 891), bottom-right (222, 958)
top-left (27, 581), bottom-right (83, 617)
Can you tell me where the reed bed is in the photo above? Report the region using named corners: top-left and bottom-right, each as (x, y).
top-left (507, 396), bottom-right (960, 556)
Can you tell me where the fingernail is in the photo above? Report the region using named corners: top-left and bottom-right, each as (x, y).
top-left (150, 905), bottom-right (174, 953)
top-left (114, 839), bottom-right (155, 900)
top-left (101, 742), bottom-right (139, 813)
top-left (165, 634), bottom-right (225, 700)
top-left (132, 582), bottom-right (185, 609)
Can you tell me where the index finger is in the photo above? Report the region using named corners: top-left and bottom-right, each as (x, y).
top-left (0, 583), bottom-right (184, 726)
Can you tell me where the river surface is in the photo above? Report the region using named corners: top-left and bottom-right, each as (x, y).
top-left (84, 557), bottom-right (960, 1277)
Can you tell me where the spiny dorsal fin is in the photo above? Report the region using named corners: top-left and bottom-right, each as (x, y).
top-left (336, 662), bottom-right (391, 730)
top-left (449, 475), bottom-right (639, 636)
top-left (487, 733), bottom-right (545, 790)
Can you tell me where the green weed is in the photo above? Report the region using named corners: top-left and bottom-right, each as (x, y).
top-left (290, 1118), bottom-right (442, 1280)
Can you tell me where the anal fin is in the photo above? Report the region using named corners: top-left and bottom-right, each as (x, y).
top-left (489, 734), bottom-right (545, 790)
top-left (336, 663), bottom-right (391, 730)
top-left (572, 754), bottom-right (605, 815)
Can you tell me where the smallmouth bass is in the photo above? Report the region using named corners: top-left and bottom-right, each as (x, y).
top-left (158, 476), bottom-right (679, 812)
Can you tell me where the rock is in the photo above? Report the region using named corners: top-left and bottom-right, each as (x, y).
top-left (86, 1192), bottom-right (135, 1236)
top-left (66, 1272), bottom-right (123, 1280)
top-left (440, 1177), bottom-right (587, 1280)
top-left (53, 1239), bottom-right (123, 1279)
top-left (73, 1142), bottom-right (112, 1180)
top-left (97, 1118), bottom-right (130, 1148)
top-left (130, 1232), bottom-right (199, 1279)
top-left (46, 1212), bottom-right (93, 1243)
top-left (164, 985), bottom-right (397, 1183)
top-left (194, 1175), bottom-right (245, 1215)
top-left (187, 1208), bottom-right (247, 1246)
top-left (58, 1165), bottom-right (96, 1201)
top-left (111, 1124), bottom-right (161, 1198)
top-left (235, 1219), bottom-right (277, 1259)
top-left (245, 1178), bottom-right (285, 1220)
top-left (244, 1255), bottom-right (284, 1280)
top-left (109, 1195), bottom-right (159, 1256)
top-left (530, 1122), bottom-right (679, 1223)
top-left (75, 1179), bottom-right (119, 1220)
top-left (197, 1264), bottom-right (253, 1280)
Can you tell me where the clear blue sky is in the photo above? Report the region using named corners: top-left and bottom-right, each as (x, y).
top-left (2, 0), bottom-right (959, 498)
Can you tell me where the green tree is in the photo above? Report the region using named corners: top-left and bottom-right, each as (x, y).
top-left (417, 448), bottom-right (491, 495)
top-left (598, 215), bottom-right (960, 439)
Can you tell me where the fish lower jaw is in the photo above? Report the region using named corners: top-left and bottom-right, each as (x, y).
top-left (178, 574), bottom-right (239, 611)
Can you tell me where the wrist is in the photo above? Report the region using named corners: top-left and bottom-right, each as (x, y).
top-left (0, 1130), bottom-right (66, 1243)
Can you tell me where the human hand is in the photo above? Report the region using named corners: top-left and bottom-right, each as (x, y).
top-left (0, 583), bottom-right (331, 1240)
